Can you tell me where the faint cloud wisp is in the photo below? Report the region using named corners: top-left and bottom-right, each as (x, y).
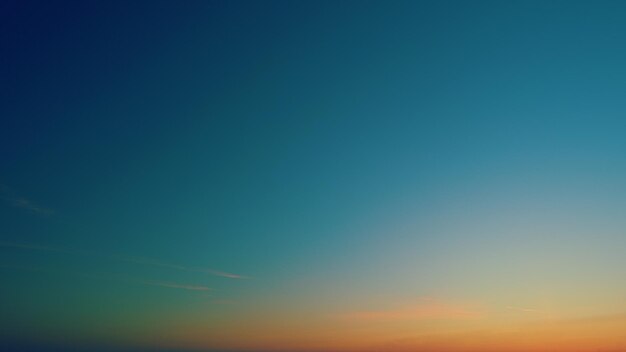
top-left (117, 255), bottom-right (248, 279)
top-left (0, 241), bottom-right (248, 280)
top-left (0, 184), bottom-right (54, 216)
top-left (137, 279), bottom-right (212, 291)
top-left (0, 264), bottom-right (212, 292)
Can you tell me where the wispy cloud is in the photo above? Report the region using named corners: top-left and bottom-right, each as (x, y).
top-left (338, 298), bottom-right (483, 322)
top-left (0, 264), bottom-right (212, 292)
top-left (137, 280), bottom-right (212, 291)
top-left (0, 183), bottom-right (245, 279)
top-left (0, 241), bottom-right (248, 280)
top-left (116, 255), bottom-right (248, 279)
top-left (194, 268), bottom-right (248, 279)
top-left (11, 197), bottom-right (54, 216)
top-left (0, 184), bottom-right (53, 216)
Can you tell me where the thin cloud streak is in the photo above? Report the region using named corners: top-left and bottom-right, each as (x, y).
top-left (195, 268), bottom-right (249, 279)
top-left (0, 184), bottom-right (53, 216)
top-left (113, 254), bottom-right (248, 279)
top-left (138, 280), bottom-right (212, 291)
top-left (0, 264), bottom-right (212, 292)
top-left (0, 241), bottom-right (247, 279)
top-left (11, 197), bottom-right (54, 216)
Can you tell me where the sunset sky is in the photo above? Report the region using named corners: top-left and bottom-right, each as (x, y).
top-left (2, 1), bottom-right (626, 351)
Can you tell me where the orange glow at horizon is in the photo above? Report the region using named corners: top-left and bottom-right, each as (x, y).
top-left (143, 299), bottom-right (626, 352)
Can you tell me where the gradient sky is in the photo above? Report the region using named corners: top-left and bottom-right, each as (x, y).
top-left (2, 1), bottom-right (626, 351)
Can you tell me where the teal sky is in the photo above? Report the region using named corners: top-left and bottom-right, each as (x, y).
top-left (2, 1), bottom-right (626, 351)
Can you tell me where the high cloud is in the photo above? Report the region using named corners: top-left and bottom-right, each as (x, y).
top-left (116, 255), bottom-right (248, 279)
top-left (0, 241), bottom-right (247, 279)
top-left (0, 264), bottom-right (212, 292)
top-left (0, 184), bottom-right (53, 216)
top-left (138, 279), bottom-right (212, 291)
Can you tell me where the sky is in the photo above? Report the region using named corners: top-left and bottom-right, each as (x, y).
top-left (2, 1), bottom-right (626, 351)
